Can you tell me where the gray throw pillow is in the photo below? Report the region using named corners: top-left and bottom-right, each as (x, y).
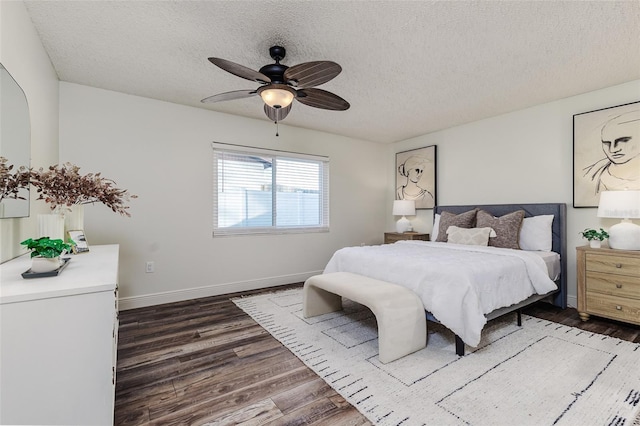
top-left (476, 209), bottom-right (526, 249)
top-left (436, 209), bottom-right (478, 242)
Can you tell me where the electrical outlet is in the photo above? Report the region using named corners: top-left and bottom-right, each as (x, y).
top-left (145, 261), bottom-right (155, 273)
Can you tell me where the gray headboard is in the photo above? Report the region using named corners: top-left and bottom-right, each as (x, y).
top-left (434, 203), bottom-right (567, 309)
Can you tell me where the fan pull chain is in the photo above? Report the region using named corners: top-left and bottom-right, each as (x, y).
top-left (275, 120), bottom-right (279, 137)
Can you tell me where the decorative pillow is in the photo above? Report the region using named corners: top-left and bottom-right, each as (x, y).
top-left (431, 214), bottom-right (441, 241)
top-left (475, 209), bottom-right (525, 249)
top-left (519, 215), bottom-right (554, 251)
top-left (446, 226), bottom-right (496, 246)
top-left (436, 209), bottom-right (478, 242)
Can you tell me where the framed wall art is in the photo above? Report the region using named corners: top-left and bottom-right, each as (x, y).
top-left (395, 145), bottom-right (436, 209)
top-left (573, 101), bottom-right (640, 207)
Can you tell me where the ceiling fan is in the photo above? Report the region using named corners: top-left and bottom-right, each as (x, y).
top-left (201, 46), bottom-right (350, 125)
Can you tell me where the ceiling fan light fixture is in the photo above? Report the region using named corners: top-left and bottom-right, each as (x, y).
top-left (258, 84), bottom-right (295, 109)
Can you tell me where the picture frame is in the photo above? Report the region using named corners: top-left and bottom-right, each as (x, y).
top-left (67, 230), bottom-right (89, 253)
top-left (573, 101), bottom-right (640, 207)
top-left (395, 145), bottom-right (437, 209)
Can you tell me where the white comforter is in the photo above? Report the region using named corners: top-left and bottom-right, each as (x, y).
top-left (323, 240), bottom-right (558, 347)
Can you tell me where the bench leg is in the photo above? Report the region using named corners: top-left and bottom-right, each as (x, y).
top-left (303, 283), bottom-right (342, 318)
top-left (377, 305), bottom-right (427, 364)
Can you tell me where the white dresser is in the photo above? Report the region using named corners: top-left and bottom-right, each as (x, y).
top-left (0, 244), bottom-right (119, 425)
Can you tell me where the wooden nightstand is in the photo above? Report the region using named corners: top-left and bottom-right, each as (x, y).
top-left (384, 232), bottom-right (429, 244)
top-left (576, 245), bottom-right (640, 326)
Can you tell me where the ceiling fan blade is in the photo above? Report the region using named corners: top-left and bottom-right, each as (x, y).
top-left (201, 89), bottom-right (258, 103)
top-left (295, 88), bottom-right (350, 111)
top-left (264, 104), bottom-right (292, 122)
top-left (284, 61), bottom-right (342, 88)
top-left (208, 57), bottom-right (271, 83)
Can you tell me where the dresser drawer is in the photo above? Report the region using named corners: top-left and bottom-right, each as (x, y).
top-left (586, 293), bottom-right (640, 325)
top-left (585, 253), bottom-right (640, 277)
top-left (586, 271), bottom-right (640, 299)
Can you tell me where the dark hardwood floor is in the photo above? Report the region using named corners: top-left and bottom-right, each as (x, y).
top-left (115, 284), bottom-right (640, 425)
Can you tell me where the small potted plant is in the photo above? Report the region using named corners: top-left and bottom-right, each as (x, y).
top-left (20, 237), bottom-right (73, 273)
top-left (579, 228), bottom-right (609, 248)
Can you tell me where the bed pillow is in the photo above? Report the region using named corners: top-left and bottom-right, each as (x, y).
top-left (431, 214), bottom-right (441, 241)
top-left (446, 226), bottom-right (496, 246)
top-left (475, 209), bottom-right (525, 249)
top-left (519, 214), bottom-right (554, 251)
top-left (436, 209), bottom-right (478, 242)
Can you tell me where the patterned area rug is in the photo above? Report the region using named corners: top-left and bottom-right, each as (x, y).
top-left (233, 288), bottom-right (640, 426)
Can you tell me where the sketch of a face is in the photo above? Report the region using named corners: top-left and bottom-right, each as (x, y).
top-left (407, 164), bottom-right (424, 183)
top-left (400, 156), bottom-right (426, 185)
top-left (601, 112), bottom-right (640, 165)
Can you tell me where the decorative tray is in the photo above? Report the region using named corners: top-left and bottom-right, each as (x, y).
top-left (22, 258), bottom-right (71, 279)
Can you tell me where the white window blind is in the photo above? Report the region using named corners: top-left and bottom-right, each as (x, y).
top-left (213, 144), bottom-right (329, 236)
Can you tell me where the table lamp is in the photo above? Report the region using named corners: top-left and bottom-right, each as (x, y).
top-left (393, 200), bottom-right (416, 233)
top-left (597, 190), bottom-right (640, 250)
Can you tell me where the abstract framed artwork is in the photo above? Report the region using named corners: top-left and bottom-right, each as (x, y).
top-left (395, 145), bottom-right (436, 209)
top-left (573, 101), bottom-right (640, 208)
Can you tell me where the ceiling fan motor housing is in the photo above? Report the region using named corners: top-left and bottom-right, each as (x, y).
top-left (258, 46), bottom-right (290, 84)
top-left (259, 63), bottom-right (288, 84)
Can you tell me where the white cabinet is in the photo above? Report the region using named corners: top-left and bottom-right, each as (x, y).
top-left (0, 245), bottom-right (119, 425)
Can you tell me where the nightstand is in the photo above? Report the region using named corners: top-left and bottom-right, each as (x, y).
top-left (576, 245), bottom-right (640, 326)
top-left (384, 232), bottom-right (429, 244)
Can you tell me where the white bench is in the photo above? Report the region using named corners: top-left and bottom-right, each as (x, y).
top-left (303, 272), bottom-right (427, 364)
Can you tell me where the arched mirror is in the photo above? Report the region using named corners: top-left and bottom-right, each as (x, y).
top-left (0, 62), bottom-right (31, 218)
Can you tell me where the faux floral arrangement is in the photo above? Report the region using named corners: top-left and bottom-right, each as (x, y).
top-left (30, 162), bottom-right (137, 216)
top-left (0, 156), bottom-right (30, 203)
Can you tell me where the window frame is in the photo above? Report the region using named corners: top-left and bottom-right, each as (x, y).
top-left (212, 142), bottom-right (330, 237)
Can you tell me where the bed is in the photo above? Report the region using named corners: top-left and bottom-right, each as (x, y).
top-left (323, 203), bottom-right (567, 356)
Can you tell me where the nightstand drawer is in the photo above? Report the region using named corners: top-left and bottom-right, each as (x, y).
top-left (586, 272), bottom-right (640, 299)
top-left (586, 293), bottom-right (640, 325)
top-left (585, 253), bottom-right (640, 277)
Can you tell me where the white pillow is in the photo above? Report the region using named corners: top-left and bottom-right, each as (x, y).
top-left (446, 226), bottom-right (496, 246)
top-left (519, 215), bottom-right (554, 251)
top-left (431, 214), bottom-right (440, 241)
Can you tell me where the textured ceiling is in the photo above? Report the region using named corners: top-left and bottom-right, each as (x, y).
top-left (23, 0), bottom-right (640, 144)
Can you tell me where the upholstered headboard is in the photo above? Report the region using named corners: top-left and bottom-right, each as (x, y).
top-left (434, 203), bottom-right (567, 309)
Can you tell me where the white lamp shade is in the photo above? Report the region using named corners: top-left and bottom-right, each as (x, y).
top-left (392, 200), bottom-right (416, 216)
top-left (597, 190), bottom-right (640, 219)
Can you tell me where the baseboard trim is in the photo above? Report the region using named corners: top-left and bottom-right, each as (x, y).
top-left (119, 274), bottom-right (579, 311)
top-left (118, 271), bottom-right (322, 310)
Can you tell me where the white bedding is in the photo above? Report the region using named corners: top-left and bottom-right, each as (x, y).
top-left (529, 250), bottom-right (561, 281)
top-left (323, 240), bottom-right (558, 347)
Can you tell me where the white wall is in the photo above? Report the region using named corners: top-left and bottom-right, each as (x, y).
top-left (0, 1), bottom-right (60, 263)
top-left (59, 83), bottom-right (387, 309)
top-left (389, 79), bottom-right (640, 307)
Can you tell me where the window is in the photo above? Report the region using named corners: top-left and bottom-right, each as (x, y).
top-left (212, 143), bottom-right (329, 236)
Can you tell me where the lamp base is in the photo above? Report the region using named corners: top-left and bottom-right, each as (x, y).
top-left (608, 220), bottom-right (640, 250)
top-left (396, 216), bottom-right (411, 233)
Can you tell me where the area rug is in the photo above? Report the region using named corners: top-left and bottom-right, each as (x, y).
top-left (232, 288), bottom-right (640, 426)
